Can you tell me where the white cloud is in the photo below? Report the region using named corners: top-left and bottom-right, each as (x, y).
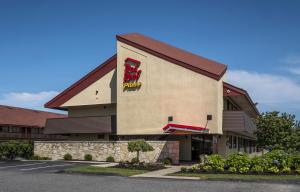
top-left (227, 70), bottom-right (300, 115)
top-left (282, 54), bottom-right (300, 75)
top-left (282, 55), bottom-right (300, 65)
top-left (0, 91), bottom-right (59, 111)
top-left (286, 67), bottom-right (300, 76)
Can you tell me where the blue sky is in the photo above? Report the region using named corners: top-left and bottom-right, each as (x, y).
top-left (0, 0), bottom-right (300, 117)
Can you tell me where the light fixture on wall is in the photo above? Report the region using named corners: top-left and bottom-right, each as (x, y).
top-left (168, 116), bottom-right (173, 122)
top-left (207, 115), bottom-right (212, 121)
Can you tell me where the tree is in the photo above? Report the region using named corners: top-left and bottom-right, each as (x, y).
top-left (127, 140), bottom-right (154, 163)
top-left (255, 111), bottom-right (300, 151)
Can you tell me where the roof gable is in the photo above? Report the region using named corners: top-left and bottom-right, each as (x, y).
top-left (223, 82), bottom-right (259, 116)
top-left (0, 105), bottom-right (66, 128)
top-left (117, 33), bottom-right (227, 80)
top-left (45, 54), bottom-right (117, 109)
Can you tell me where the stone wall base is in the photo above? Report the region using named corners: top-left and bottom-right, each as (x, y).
top-left (34, 140), bottom-right (179, 164)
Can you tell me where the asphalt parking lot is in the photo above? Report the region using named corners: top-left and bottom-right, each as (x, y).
top-left (0, 160), bottom-right (85, 173)
top-left (0, 160), bottom-right (299, 192)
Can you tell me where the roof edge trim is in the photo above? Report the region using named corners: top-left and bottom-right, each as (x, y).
top-left (116, 35), bottom-right (227, 81)
top-left (45, 54), bottom-right (117, 109)
top-left (223, 82), bottom-right (259, 115)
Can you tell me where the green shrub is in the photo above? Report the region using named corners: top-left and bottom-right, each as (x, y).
top-left (189, 165), bottom-right (198, 173)
top-left (267, 166), bottom-right (280, 174)
top-left (205, 154), bottom-right (224, 172)
top-left (29, 155), bottom-right (51, 160)
top-left (84, 154), bottom-right (92, 161)
top-left (250, 156), bottom-right (268, 171)
top-left (203, 165), bottom-right (212, 172)
top-left (239, 167), bottom-right (250, 174)
top-left (128, 140), bottom-right (154, 163)
top-left (281, 167), bottom-right (291, 174)
top-left (106, 156), bottom-right (115, 162)
top-left (0, 140), bottom-right (33, 160)
top-left (181, 167), bottom-right (188, 173)
top-left (263, 150), bottom-right (292, 169)
top-left (162, 157), bottom-right (173, 165)
top-left (226, 153), bottom-right (250, 173)
top-left (131, 157), bottom-right (139, 164)
top-left (63, 153), bottom-right (72, 160)
top-left (251, 165), bottom-right (264, 173)
top-left (291, 152), bottom-right (300, 169)
top-left (228, 167), bottom-right (237, 173)
top-left (295, 168), bottom-right (300, 174)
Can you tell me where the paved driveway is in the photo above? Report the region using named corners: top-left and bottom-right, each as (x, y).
top-left (0, 160), bottom-right (299, 192)
top-left (0, 160), bottom-right (87, 173)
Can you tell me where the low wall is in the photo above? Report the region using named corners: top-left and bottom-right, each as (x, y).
top-left (34, 141), bottom-right (179, 164)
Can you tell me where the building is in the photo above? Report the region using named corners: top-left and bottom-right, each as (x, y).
top-left (0, 105), bottom-right (66, 140)
top-left (40, 33), bottom-right (259, 162)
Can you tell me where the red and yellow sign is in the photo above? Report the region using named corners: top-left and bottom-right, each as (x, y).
top-left (123, 58), bottom-right (142, 89)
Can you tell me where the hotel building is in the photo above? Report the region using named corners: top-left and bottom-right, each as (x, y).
top-left (40, 33), bottom-right (259, 162)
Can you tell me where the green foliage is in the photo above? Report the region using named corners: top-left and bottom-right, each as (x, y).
top-left (29, 155), bottom-right (51, 160)
top-left (239, 167), bottom-right (250, 173)
top-left (228, 167), bottom-right (237, 173)
top-left (267, 166), bottom-right (280, 174)
top-left (84, 154), bottom-right (92, 161)
top-left (203, 165), bottom-right (212, 172)
top-left (226, 153), bottom-right (250, 173)
top-left (281, 167), bottom-right (291, 174)
top-left (264, 150), bottom-right (292, 169)
top-left (295, 168), bottom-right (300, 174)
top-left (205, 154), bottom-right (225, 172)
top-left (181, 167), bottom-right (188, 173)
top-left (64, 153), bottom-right (72, 160)
top-left (290, 152), bottom-right (300, 169)
top-left (251, 165), bottom-right (264, 173)
top-left (255, 111), bottom-right (300, 151)
top-left (131, 157), bottom-right (139, 164)
top-left (0, 140), bottom-right (33, 160)
top-left (127, 140), bottom-right (154, 163)
top-left (250, 156), bottom-right (269, 170)
top-left (189, 165), bottom-right (198, 173)
top-left (162, 157), bottom-right (173, 165)
top-left (106, 156), bottom-right (115, 162)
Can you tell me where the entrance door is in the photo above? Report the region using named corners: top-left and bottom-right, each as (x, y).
top-left (191, 135), bottom-right (213, 160)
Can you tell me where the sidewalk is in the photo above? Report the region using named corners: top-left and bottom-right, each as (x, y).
top-left (131, 165), bottom-right (199, 180)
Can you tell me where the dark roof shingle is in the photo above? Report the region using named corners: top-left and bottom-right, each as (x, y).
top-left (0, 105), bottom-right (66, 128)
top-left (117, 33), bottom-right (227, 80)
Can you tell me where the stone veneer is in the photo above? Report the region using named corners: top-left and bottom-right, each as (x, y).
top-left (34, 141), bottom-right (179, 164)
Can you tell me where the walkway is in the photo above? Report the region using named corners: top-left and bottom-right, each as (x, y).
top-left (131, 164), bottom-right (199, 180)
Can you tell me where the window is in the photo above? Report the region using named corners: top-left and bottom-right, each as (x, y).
top-left (97, 134), bottom-right (105, 139)
top-left (228, 136), bottom-right (233, 149)
top-left (233, 136), bottom-right (237, 148)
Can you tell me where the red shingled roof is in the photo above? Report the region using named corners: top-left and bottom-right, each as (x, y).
top-left (0, 105), bottom-right (66, 128)
top-left (45, 33), bottom-right (227, 109)
top-left (117, 33), bottom-right (227, 80)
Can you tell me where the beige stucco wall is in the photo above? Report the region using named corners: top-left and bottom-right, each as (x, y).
top-left (61, 69), bottom-right (116, 107)
top-left (68, 104), bottom-right (116, 117)
top-left (117, 41), bottom-right (225, 135)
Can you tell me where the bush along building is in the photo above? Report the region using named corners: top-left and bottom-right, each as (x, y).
top-left (34, 33), bottom-right (259, 164)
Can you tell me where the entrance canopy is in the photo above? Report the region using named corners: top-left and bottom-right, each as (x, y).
top-left (163, 123), bottom-right (209, 134)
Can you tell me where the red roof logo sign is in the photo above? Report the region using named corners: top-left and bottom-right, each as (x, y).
top-left (123, 58), bottom-right (142, 90)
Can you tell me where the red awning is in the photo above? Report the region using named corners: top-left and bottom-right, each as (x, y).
top-left (163, 123), bottom-right (209, 134)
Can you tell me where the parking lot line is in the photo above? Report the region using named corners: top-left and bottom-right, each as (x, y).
top-left (0, 162), bottom-right (46, 169)
top-left (20, 164), bottom-right (73, 171)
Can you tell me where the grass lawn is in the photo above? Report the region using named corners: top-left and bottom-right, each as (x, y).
top-left (64, 165), bottom-right (149, 177)
top-left (170, 173), bottom-right (300, 182)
